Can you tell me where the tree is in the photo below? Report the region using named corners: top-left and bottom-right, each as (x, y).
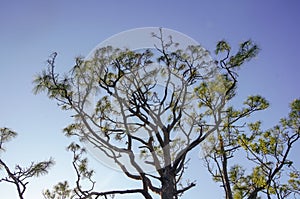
top-left (33, 29), bottom-right (298, 198)
top-left (202, 99), bottom-right (300, 199)
top-left (201, 40), bottom-right (300, 199)
top-left (43, 143), bottom-right (116, 199)
top-left (0, 127), bottom-right (54, 199)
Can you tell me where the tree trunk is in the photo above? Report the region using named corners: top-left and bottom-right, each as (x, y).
top-left (247, 191), bottom-right (258, 199)
top-left (161, 166), bottom-right (177, 199)
top-left (247, 188), bottom-right (261, 199)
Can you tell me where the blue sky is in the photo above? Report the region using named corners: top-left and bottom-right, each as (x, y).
top-left (0, 0), bottom-right (299, 198)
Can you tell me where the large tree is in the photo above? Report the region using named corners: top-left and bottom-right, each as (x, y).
top-left (33, 29), bottom-right (298, 199)
top-left (0, 127), bottom-right (54, 199)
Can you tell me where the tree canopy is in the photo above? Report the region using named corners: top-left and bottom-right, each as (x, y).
top-left (32, 29), bottom-right (300, 199)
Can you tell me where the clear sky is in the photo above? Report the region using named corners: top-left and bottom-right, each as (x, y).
top-left (0, 0), bottom-right (299, 198)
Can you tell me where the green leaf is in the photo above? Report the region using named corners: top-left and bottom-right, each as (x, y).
top-left (215, 40), bottom-right (231, 54)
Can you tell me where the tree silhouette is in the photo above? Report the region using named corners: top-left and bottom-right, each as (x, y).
top-left (0, 127), bottom-right (54, 199)
top-left (33, 29), bottom-right (299, 199)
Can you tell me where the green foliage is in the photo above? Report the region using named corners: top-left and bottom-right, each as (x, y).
top-left (67, 142), bottom-right (95, 184)
top-left (201, 39), bottom-right (299, 199)
top-left (251, 167), bottom-right (267, 187)
top-left (194, 73), bottom-right (234, 109)
top-left (215, 40), bottom-right (231, 54)
top-left (244, 95), bottom-right (269, 110)
top-left (43, 181), bottom-right (72, 199)
top-left (229, 40), bottom-right (259, 68)
top-left (215, 40), bottom-right (259, 69)
top-left (0, 127), bottom-right (17, 151)
top-left (204, 97), bottom-right (299, 199)
top-left (25, 159), bottom-right (55, 178)
top-left (44, 143), bottom-right (97, 199)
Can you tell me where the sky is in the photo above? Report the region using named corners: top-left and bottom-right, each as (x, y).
top-left (0, 0), bottom-right (300, 198)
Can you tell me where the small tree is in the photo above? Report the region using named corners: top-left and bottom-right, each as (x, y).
top-left (202, 99), bottom-right (300, 199)
top-left (0, 127), bottom-right (54, 199)
top-left (201, 40), bottom-right (300, 199)
top-left (33, 29), bottom-right (272, 198)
